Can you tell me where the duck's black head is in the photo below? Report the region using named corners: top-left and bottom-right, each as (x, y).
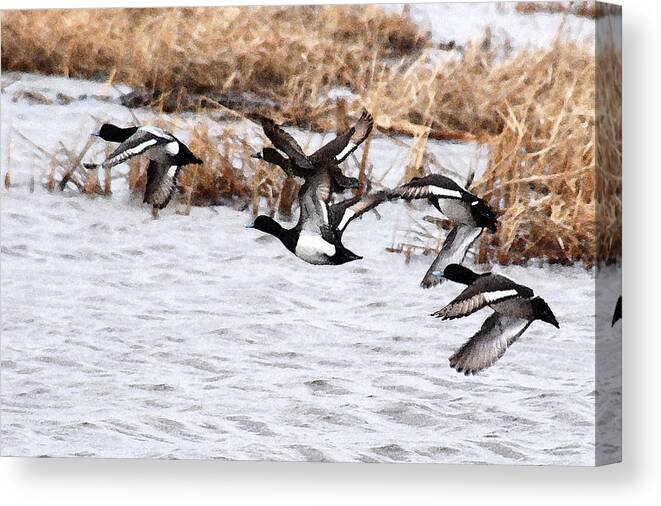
top-left (176, 143), bottom-right (203, 166)
top-left (92, 124), bottom-right (137, 143)
top-left (441, 264), bottom-right (481, 285)
top-left (248, 215), bottom-right (285, 236)
top-left (470, 197), bottom-right (498, 233)
top-left (531, 297), bottom-right (559, 328)
top-left (247, 215), bottom-right (298, 254)
top-left (251, 147), bottom-right (288, 168)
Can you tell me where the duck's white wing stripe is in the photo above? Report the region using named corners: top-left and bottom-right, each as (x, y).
top-left (437, 288), bottom-right (520, 318)
top-left (129, 139), bottom-right (159, 155)
top-left (392, 184), bottom-right (461, 201)
top-left (483, 289), bottom-right (520, 304)
top-left (167, 165), bottom-right (178, 178)
top-left (435, 293), bottom-right (488, 319)
top-left (139, 125), bottom-right (173, 140)
top-left (430, 187), bottom-right (462, 199)
top-left (103, 139), bottom-right (158, 167)
top-left (336, 142), bottom-right (358, 162)
top-left (449, 314), bottom-right (531, 375)
top-left (338, 209), bottom-right (355, 231)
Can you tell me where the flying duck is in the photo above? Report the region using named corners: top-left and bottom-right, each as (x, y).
top-left (251, 109), bottom-right (373, 194)
top-left (388, 174), bottom-right (498, 288)
top-left (251, 146), bottom-right (359, 194)
top-left (246, 188), bottom-right (388, 265)
top-left (612, 296), bottom-right (622, 326)
top-left (91, 124), bottom-right (203, 217)
top-left (432, 264), bottom-right (559, 375)
top-left (251, 112), bottom-right (377, 248)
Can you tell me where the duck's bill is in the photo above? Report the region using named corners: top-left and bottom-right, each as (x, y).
top-left (431, 270), bottom-right (443, 279)
top-left (250, 152), bottom-right (261, 159)
top-left (244, 223), bottom-right (255, 229)
top-left (91, 128), bottom-right (101, 137)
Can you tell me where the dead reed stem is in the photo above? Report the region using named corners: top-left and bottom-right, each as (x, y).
top-left (103, 166), bottom-right (112, 195)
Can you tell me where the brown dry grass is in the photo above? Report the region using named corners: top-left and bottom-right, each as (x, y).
top-left (1, 6), bottom-right (429, 125)
top-left (471, 41), bottom-right (599, 266)
top-left (389, 34), bottom-right (620, 267)
top-left (595, 22), bottom-right (622, 266)
top-left (388, 36), bottom-right (620, 266)
top-left (120, 123), bottom-right (256, 212)
top-left (1, 5), bottom-right (621, 265)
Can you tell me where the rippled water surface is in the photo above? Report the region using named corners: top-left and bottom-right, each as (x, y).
top-left (1, 189), bottom-right (602, 463)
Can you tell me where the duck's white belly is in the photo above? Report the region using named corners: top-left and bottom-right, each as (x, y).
top-left (295, 233), bottom-right (336, 264)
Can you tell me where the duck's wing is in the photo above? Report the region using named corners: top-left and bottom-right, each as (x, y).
top-left (388, 174), bottom-right (467, 201)
top-left (449, 313), bottom-right (532, 375)
top-left (143, 160), bottom-right (181, 209)
top-left (390, 174), bottom-right (498, 231)
top-left (329, 166), bottom-right (360, 192)
top-left (294, 174), bottom-right (333, 234)
top-left (329, 190), bottom-right (388, 236)
top-left (310, 109), bottom-right (373, 164)
top-left (432, 274), bottom-right (529, 320)
top-left (102, 128), bottom-right (175, 169)
top-left (420, 225), bottom-right (484, 289)
top-left (259, 117), bottom-right (313, 170)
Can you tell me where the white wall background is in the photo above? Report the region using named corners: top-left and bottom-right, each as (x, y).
top-left (1, 0), bottom-right (658, 504)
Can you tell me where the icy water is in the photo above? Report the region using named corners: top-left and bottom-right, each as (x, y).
top-left (0, 71), bottom-right (616, 465)
top-left (1, 187), bottom-right (604, 464)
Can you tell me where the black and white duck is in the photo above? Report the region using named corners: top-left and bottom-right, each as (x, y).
top-left (251, 109), bottom-right (373, 194)
top-left (246, 182), bottom-right (388, 266)
top-left (433, 264), bottom-right (559, 375)
top-left (389, 174), bottom-right (498, 288)
top-left (91, 124), bottom-right (202, 217)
